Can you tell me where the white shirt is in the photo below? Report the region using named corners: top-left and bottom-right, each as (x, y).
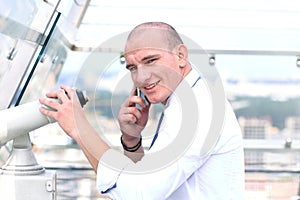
top-left (97, 69), bottom-right (245, 200)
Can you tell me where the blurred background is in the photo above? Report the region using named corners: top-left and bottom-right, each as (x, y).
top-left (0, 0), bottom-right (299, 199)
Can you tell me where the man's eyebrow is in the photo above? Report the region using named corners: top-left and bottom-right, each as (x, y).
top-left (126, 54), bottom-right (160, 69)
top-left (141, 54), bottom-right (159, 62)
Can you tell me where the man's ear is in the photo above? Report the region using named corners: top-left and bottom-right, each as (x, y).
top-left (177, 44), bottom-right (188, 68)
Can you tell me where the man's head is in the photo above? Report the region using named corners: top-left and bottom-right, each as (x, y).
top-left (124, 22), bottom-right (191, 104)
top-left (125, 22), bottom-right (184, 52)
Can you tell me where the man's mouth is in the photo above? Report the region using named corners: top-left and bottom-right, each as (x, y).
top-left (144, 80), bottom-right (160, 90)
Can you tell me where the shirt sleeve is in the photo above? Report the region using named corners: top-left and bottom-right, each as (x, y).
top-left (97, 147), bottom-right (209, 200)
top-left (96, 149), bottom-right (132, 195)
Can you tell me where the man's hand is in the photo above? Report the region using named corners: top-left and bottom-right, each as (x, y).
top-left (39, 85), bottom-right (110, 171)
top-left (118, 87), bottom-right (151, 147)
top-left (39, 85), bottom-right (86, 141)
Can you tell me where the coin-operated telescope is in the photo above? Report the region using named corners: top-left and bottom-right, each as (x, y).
top-left (0, 89), bottom-right (88, 146)
top-left (0, 89), bottom-right (88, 200)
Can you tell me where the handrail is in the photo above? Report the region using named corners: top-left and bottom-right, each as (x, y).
top-left (243, 139), bottom-right (300, 152)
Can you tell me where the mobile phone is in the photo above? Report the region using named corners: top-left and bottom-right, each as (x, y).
top-left (136, 88), bottom-right (150, 109)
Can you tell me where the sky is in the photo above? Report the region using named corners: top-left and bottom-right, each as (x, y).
top-left (6, 0), bottom-right (296, 93)
top-left (58, 0), bottom-right (300, 81)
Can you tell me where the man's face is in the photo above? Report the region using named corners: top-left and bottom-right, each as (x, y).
top-left (125, 48), bottom-right (184, 104)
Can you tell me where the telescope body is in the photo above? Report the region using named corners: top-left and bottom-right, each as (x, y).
top-left (0, 89), bottom-right (88, 146)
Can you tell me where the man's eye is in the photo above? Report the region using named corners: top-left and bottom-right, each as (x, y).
top-left (128, 66), bottom-right (137, 72)
top-left (145, 58), bottom-right (157, 65)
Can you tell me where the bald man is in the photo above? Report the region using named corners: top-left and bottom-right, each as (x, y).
top-left (40, 22), bottom-right (245, 200)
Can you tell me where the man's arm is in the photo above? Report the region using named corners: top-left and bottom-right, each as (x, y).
top-left (117, 88), bottom-right (150, 162)
top-left (68, 116), bottom-right (110, 171)
top-left (39, 85), bottom-right (109, 171)
top-left (120, 134), bottom-right (144, 162)
top-left (39, 85), bottom-right (149, 167)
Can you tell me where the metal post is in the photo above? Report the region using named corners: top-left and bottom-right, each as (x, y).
top-left (0, 134), bottom-right (57, 200)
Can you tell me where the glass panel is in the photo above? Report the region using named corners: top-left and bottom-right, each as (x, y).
top-left (20, 19), bottom-right (68, 103)
top-left (215, 54), bottom-right (300, 199)
top-left (78, 0), bottom-right (300, 51)
top-left (35, 50), bottom-right (300, 200)
top-left (0, 0), bottom-right (60, 163)
top-left (216, 54), bottom-right (300, 140)
top-left (0, 0), bottom-right (59, 109)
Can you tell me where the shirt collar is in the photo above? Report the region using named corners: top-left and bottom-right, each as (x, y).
top-left (164, 68), bottom-right (200, 107)
top-left (184, 68), bottom-right (201, 88)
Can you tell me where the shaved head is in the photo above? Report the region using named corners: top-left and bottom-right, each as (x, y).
top-left (125, 22), bottom-right (184, 53)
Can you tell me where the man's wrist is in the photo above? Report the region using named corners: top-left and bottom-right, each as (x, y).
top-left (120, 135), bottom-right (142, 152)
top-left (121, 133), bottom-right (140, 145)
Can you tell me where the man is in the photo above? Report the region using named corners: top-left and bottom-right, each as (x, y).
top-left (40, 22), bottom-right (245, 199)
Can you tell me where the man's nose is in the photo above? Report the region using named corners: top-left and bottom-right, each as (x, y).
top-left (135, 65), bottom-right (151, 85)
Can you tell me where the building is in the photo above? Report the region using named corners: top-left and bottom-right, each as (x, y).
top-left (238, 117), bottom-right (273, 139)
top-left (285, 117), bottom-right (300, 140)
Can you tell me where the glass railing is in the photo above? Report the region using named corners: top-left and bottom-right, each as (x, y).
top-left (0, 1), bottom-right (84, 199)
top-left (0, 0), bottom-right (61, 109)
top-left (1, 1), bottom-right (300, 199)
